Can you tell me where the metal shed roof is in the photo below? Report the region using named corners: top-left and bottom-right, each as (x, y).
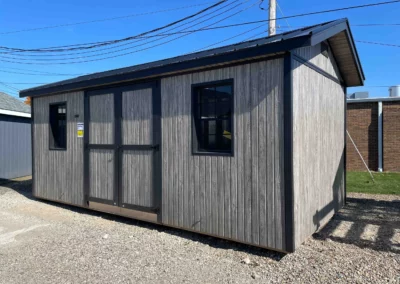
top-left (0, 92), bottom-right (31, 117)
top-left (20, 18), bottom-right (364, 98)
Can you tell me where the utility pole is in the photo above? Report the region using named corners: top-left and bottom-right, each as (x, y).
top-left (268, 0), bottom-right (276, 36)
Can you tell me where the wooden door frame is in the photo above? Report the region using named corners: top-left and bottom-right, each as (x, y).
top-left (83, 81), bottom-right (161, 214)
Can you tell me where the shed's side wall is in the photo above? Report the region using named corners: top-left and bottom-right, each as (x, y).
top-left (161, 59), bottom-right (285, 250)
top-left (294, 43), bottom-right (342, 81)
top-left (0, 115), bottom-right (32, 179)
top-left (292, 58), bottom-right (345, 249)
top-left (33, 92), bottom-right (85, 206)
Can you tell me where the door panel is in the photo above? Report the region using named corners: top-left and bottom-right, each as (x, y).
top-left (120, 86), bottom-right (158, 210)
top-left (85, 82), bottom-right (160, 212)
top-left (122, 88), bottom-right (153, 145)
top-left (89, 93), bottom-right (114, 144)
top-left (89, 149), bottom-right (114, 201)
top-left (121, 150), bottom-right (154, 207)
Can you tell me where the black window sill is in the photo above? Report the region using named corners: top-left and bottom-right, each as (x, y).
top-left (49, 148), bottom-right (67, 151)
top-left (192, 151), bottom-right (233, 157)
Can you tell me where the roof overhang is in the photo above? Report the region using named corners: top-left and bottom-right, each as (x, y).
top-left (20, 18), bottom-right (364, 98)
top-left (308, 19), bottom-right (365, 87)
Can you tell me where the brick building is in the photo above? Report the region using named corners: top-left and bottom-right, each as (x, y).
top-left (347, 97), bottom-right (400, 172)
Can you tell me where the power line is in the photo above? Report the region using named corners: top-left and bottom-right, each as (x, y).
top-left (353, 23), bottom-right (400, 26)
top-left (3, 0), bottom-right (400, 54)
top-left (1, 0), bottom-right (242, 57)
top-left (0, 82), bottom-right (20, 92)
top-left (0, 69), bottom-right (84, 76)
top-left (276, 0), bottom-right (291, 28)
top-left (0, 0), bottom-right (259, 65)
top-left (356, 40), bottom-right (400, 47)
top-left (193, 23), bottom-right (267, 52)
top-left (0, 89), bottom-right (19, 97)
top-left (0, 82), bottom-right (48, 85)
top-left (240, 29), bottom-right (268, 41)
top-left (1, 66), bottom-right (85, 75)
top-left (0, 1), bottom-right (221, 35)
top-left (0, 1), bottom-right (227, 53)
top-left (0, 0), bottom-right (245, 60)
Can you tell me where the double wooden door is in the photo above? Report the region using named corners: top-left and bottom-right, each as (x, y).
top-left (84, 82), bottom-right (160, 212)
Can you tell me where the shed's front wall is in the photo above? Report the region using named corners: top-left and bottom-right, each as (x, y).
top-left (292, 56), bottom-right (345, 249)
top-left (161, 58), bottom-right (286, 251)
top-left (33, 92), bottom-right (85, 206)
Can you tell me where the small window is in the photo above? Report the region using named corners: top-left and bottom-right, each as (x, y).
top-left (49, 103), bottom-right (67, 150)
top-left (192, 80), bottom-right (233, 155)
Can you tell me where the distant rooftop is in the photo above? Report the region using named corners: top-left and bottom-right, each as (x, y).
top-left (347, 97), bottom-right (400, 103)
top-left (0, 92), bottom-right (31, 113)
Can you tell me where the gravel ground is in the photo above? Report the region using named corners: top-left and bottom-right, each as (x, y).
top-left (0, 180), bottom-right (399, 283)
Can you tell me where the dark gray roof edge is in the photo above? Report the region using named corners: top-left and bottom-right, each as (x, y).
top-left (20, 18), bottom-right (363, 98)
top-left (347, 97), bottom-right (400, 103)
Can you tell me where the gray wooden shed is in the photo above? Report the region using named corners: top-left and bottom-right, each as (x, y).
top-left (0, 92), bottom-right (32, 180)
top-left (20, 19), bottom-right (365, 252)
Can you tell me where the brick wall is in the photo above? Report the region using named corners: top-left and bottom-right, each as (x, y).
top-left (383, 101), bottom-right (400, 171)
top-left (346, 103), bottom-right (378, 171)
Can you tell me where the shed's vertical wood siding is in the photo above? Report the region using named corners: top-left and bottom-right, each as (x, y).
top-left (122, 150), bottom-right (154, 207)
top-left (161, 59), bottom-right (285, 250)
top-left (89, 93), bottom-right (114, 144)
top-left (292, 59), bottom-right (345, 249)
top-left (294, 44), bottom-right (342, 81)
top-left (122, 88), bottom-right (153, 145)
top-left (33, 92), bottom-right (85, 206)
top-left (89, 149), bottom-right (114, 200)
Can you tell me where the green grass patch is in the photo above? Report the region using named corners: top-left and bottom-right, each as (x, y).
top-left (347, 171), bottom-right (400, 195)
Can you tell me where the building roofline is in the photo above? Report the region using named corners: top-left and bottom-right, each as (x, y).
top-left (347, 97), bottom-right (400, 103)
top-left (20, 18), bottom-right (364, 98)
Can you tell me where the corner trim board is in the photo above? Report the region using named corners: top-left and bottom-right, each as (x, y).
top-left (283, 52), bottom-right (294, 252)
top-left (344, 87), bottom-right (347, 204)
top-left (292, 53), bottom-right (342, 85)
top-left (31, 98), bottom-right (35, 196)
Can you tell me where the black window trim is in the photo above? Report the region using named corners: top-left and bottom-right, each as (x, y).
top-left (49, 101), bottom-right (67, 151)
top-left (191, 79), bottom-right (234, 157)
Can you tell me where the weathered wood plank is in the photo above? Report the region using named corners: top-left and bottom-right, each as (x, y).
top-left (292, 59), bottom-right (345, 249)
top-left (34, 91), bottom-right (85, 206)
top-left (122, 88), bottom-right (152, 145)
top-left (160, 58), bottom-right (285, 250)
top-left (89, 93), bottom-right (114, 144)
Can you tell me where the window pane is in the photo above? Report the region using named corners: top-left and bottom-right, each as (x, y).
top-left (49, 103), bottom-right (67, 150)
top-left (216, 102), bottom-right (231, 119)
top-left (216, 85), bottom-right (232, 102)
top-left (200, 120), bottom-right (216, 135)
top-left (201, 87), bottom-right (215, 103)
top-left (200, 103), bottom-right (215, 118)
top-left (193, 82), bottom-right (232, 154)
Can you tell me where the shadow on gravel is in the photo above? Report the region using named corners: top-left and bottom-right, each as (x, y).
top-left (3, 179), bottom-right (285, 261)
top-left (314, 197), bottom-right (400, 254)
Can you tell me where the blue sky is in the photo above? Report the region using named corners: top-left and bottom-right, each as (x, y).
top-left (0, 0), bottom-right (399, 98)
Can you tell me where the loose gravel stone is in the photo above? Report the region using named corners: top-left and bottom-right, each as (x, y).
top-left (0, 181), bottom-right (399, 283)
